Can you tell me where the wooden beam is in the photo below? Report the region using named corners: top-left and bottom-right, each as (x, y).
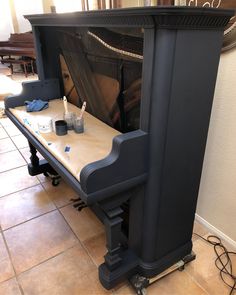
top-left (8, 0), bottom-right (19, 33)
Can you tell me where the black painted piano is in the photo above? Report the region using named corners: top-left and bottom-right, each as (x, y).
top-left (4, 6), bottom-right (233, 293)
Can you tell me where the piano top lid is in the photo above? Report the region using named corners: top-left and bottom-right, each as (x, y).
top-left (24, 6), bottom-right (234, 30)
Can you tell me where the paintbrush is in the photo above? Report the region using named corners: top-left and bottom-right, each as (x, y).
top-left (79, 101), bottom-right (86, 120)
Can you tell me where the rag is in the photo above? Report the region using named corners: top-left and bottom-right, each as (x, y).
top-left (25, 99), bottom-right (49, 112)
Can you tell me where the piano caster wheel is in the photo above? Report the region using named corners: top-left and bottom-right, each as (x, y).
top-left (137, 288), bottom-right (147, 295)
top-left (52, 178), bottom-right (60, 186)
top-left (42, 172), bottom-right (61, 186)
top-left (129, 274), bottom-right (148, 295)
top-left (178, 265), bottom-right (185, 271)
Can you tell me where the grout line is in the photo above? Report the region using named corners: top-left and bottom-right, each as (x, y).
top-left (1, 232), bottom-right (25, 295)
top-left (39, 181), bottom-right (74, 208)
top-left (57, 206), bottom-right (99, 266)
top-left (14, 241), bottom-right (80, 278)
top-left (58, 206), bottom-right (105, 271)
top-left (2, 207), bottom-right (58, 232)
top-left (0, 148), bottom-right (17, 155)
top-left (2, 128), bottom-right (22, 140)
top-left (184, 269), bottom-right (210, 295)
top-left (9, 134), bottom-right (25, 138)
top-left (0, 183), bottom-right (43, 201)
top-left (57, 207), bottom-right (83, 245)
top-left (0, 163), bottom-right (27, 175)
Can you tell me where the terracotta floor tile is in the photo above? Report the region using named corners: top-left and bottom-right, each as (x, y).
top-left (0, 138), bottom-right (16, 154)
top-left (114, 284), bottom-right (134, 295)
top-left (186, 236), bottom-right (231, 295)
top-left (0, 184), bottom-right (56, 230)
top-left (4, 210), bottom-right (78, 274)
top-left (4, 124), bottom-right (22, 137)
top-left (18, 245), bottom-right (105, 295)
top-left (83, 232), bottom-right (106, 266)
top-left (0, 234), bottom-right (14, 283)
top-left (0, 150), bottom-right (26, 173)
top-left (0, 278), bottom-right (21, 295)
top-left (60, 205), bottom-right (104, 242)
top-left (42, 180), bottom-right (78, 208)
top-left (11, 134), bottom-right (28, 149)
top-left (0, 127), bottom-right (8, 140)
top-left (0, 166), bottom-right (39, 198)
top-left (70, 269), bottom-right (112, 295)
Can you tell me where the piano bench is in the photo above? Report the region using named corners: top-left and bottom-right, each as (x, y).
top-left (1, 58), bottom-right (35, 77)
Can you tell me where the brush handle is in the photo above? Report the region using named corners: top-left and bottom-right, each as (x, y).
top-left (63, 96), bottom-right (68, 114)
top-left (79, 101), bottom-right (86, 120)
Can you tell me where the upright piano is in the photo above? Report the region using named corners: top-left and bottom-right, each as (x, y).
top-left (4, 6), bottom-right (233, 292)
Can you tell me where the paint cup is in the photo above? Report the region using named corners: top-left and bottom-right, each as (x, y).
top-left (55, 120), bottom-right (67, 136)
top-left (63, 112), bottom-right (75, 130)
top-left (73, 117), bottom-right (84, 134)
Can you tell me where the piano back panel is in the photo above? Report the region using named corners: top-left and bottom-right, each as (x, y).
top-left (36, 25), bottom-right (143, 132)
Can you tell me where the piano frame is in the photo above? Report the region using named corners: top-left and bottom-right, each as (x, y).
top-left (4, 6), bottom-right (233, 291)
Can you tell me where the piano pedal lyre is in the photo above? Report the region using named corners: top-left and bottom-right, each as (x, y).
top-left (70, 197), bottom-right (88, 211)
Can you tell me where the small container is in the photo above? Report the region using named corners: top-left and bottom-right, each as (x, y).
top-left (74, 117), bottom-right (84, 133)
top-left (37, 117), bottom-right (53, 133)
top-left (55, 120), bottom-right (67, 136)
top-left (64, 112), bottom-right (75, 130)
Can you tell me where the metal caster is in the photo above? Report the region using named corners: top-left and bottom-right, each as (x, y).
top-left (43, 172), bottom-right (61, 186)
top-left (129, 274), bottom-right (149, 295)
top-left (138, 288), bottom-right (147, 295)
top-left (52, 177), bottom-right (60, 186)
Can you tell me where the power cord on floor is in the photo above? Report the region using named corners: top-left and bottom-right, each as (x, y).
top-left (193, 233), bottom-right (236, 295)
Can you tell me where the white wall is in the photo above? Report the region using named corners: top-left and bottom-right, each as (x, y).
top-left (54, 0), bottom-right (81, 12)
top-left (197, 47), bottom-right (236, 242)
top-left (13, 0), bottom-right (43, 32)
top-left (0, 0), bottom-right (14, 40)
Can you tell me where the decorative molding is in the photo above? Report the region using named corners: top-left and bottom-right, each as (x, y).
top-left (186, 0), bottom-right (236, 51)
top-left (195, 214), bottom-right (236, 250)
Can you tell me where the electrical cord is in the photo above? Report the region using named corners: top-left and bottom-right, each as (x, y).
top-left (193, 233), bottom-right (236, 295)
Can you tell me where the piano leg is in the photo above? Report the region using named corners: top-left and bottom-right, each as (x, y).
top-left (103, 207), bottom-right (123, 270)
top-left (27, 141), bottom-right (60, 186)
top-left (99, 204), bottom-right (139, 289)
top-left (28, 141), bottom-right (39, 166)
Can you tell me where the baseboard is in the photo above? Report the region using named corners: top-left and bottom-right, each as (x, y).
top-left (195, 214), bottom-right (236, 249)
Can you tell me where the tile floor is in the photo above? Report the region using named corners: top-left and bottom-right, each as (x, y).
top-left (0, 117), bottom-right (235, 295)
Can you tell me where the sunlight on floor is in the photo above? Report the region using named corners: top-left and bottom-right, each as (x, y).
top-left (0, 74), bottom-right (22, 97)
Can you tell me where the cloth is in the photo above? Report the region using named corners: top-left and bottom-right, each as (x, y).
top-left (25, 99), bottom-right (48, 112)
